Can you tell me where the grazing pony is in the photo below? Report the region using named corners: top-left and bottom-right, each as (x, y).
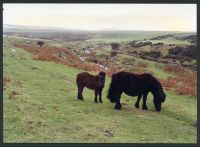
top-left (76, 71), bottom-right (106, 103)
top-left (107, 71), bottom-right (166, 111)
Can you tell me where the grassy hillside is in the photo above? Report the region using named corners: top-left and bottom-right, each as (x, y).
top-left (3, 38), bottom-right (197, 143)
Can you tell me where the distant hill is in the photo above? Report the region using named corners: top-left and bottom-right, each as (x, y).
top-left (4, 24), bottom-right (196, 33)
top-left (3, 24), bottom-right (72, 30)
top-left (3, 24), bottom-right (196, 43)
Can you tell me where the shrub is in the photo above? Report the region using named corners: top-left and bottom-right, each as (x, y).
top-left (37, 41), bottom-right (45, 47)
top-left (111, 51), bottom-right (118, 57)
top-left (153, 42), bottom-right (164, 46)
top-left (139, 51), bottom-right (162, 59)
top-left (167, 45), bottom-right (196, 60)
top-left (110, 42), bottom-right (120, 50)
top-left (180, 45), bottom-right (196, 59)
top-left (130, 41), bottom-right (152, 47)
top-left (168, 46), bottom-right (183, 55)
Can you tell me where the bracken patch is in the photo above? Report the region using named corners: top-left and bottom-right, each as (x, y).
top-left (14, 44), bottom-right (119, 77)
top-left (161, 66), bottom-right (197, 96)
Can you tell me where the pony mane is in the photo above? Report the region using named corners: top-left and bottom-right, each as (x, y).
top-left (143, 73), bottom-right (166, 102)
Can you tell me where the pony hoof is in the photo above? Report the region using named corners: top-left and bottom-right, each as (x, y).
top-left (115, 106), bottom-right (121, 110)
top-left (94, 100), bottom-right (98, 103)
top-left (78, 98), bottom-right (84, 101)
top-left (142, 106), bottom-right (148, 110)
top-left (135, 104), bottom-right (139, 109)
top-left (99, 100), bottom-right (103, 103)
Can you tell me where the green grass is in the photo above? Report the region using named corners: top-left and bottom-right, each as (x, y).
top-left (150, 37), bottom-right (191, 45)
top-left (125, 57), bottom-right (174, 79)
top-left (144, 60), bottom-right (174, 79)
top-left (3, 38), bottom-right (197, 143)
top-left (95, 50), bottom-right (104, 56)
top-left (86, 31), bottom-right (178, 42)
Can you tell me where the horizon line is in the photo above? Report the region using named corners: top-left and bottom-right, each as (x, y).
top-left (3, 24), bottom-right (197, 33)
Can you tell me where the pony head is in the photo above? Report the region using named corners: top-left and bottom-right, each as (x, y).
top-left (98, 71), bottom-right (106, 86)
top-left (152, 80), bottom-right (166, 112)
top-left (107, 74), bottom-right (118, 103)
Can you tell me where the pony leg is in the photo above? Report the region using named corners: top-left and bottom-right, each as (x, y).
top-left (98, 89), bottom-right (103, 103)
top-left (115, 92), bottom-right (122, 110)
top-left (142, 93), bottom-right (148, 110)
top-left (135, 94), bottom-right (142, 109)
top-left (77, 86), bottom-right (84, 100)
top-left (115, 99), bottom-right (122, 110)
top-left (94, 90), bottom-right (98, 103)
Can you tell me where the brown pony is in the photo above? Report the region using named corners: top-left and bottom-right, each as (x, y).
top-left (76, 71), bottom-right (106, 103)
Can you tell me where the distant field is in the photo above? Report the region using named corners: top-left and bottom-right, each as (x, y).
top-left (3, 36), bottom-right (197, 143)
top-left (86, 31), bottom-right (183, 42)
top-left (4, 28), bottom-right (192, 43)
top-left (150, 37), bottom-right (191, 45)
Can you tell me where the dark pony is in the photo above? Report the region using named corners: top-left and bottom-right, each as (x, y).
top-left (76, 71), bottom-right (106, 103)
top-left (107, 71), bottom-right (166, 111)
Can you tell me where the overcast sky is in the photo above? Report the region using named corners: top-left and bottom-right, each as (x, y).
top-left (3, 4), bottom-right (197, 32)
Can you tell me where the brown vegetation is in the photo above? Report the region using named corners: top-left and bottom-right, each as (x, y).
top-left (160, 66), bottom-right (197, 97)
top-left (14, 44), bottom-right (118, 77)
top-left (111, 51), bottom-right (118, 57)
top-left (9, 91), bottom-right (20, 100)
top-left (13, 42), bottom-right (196, 97)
